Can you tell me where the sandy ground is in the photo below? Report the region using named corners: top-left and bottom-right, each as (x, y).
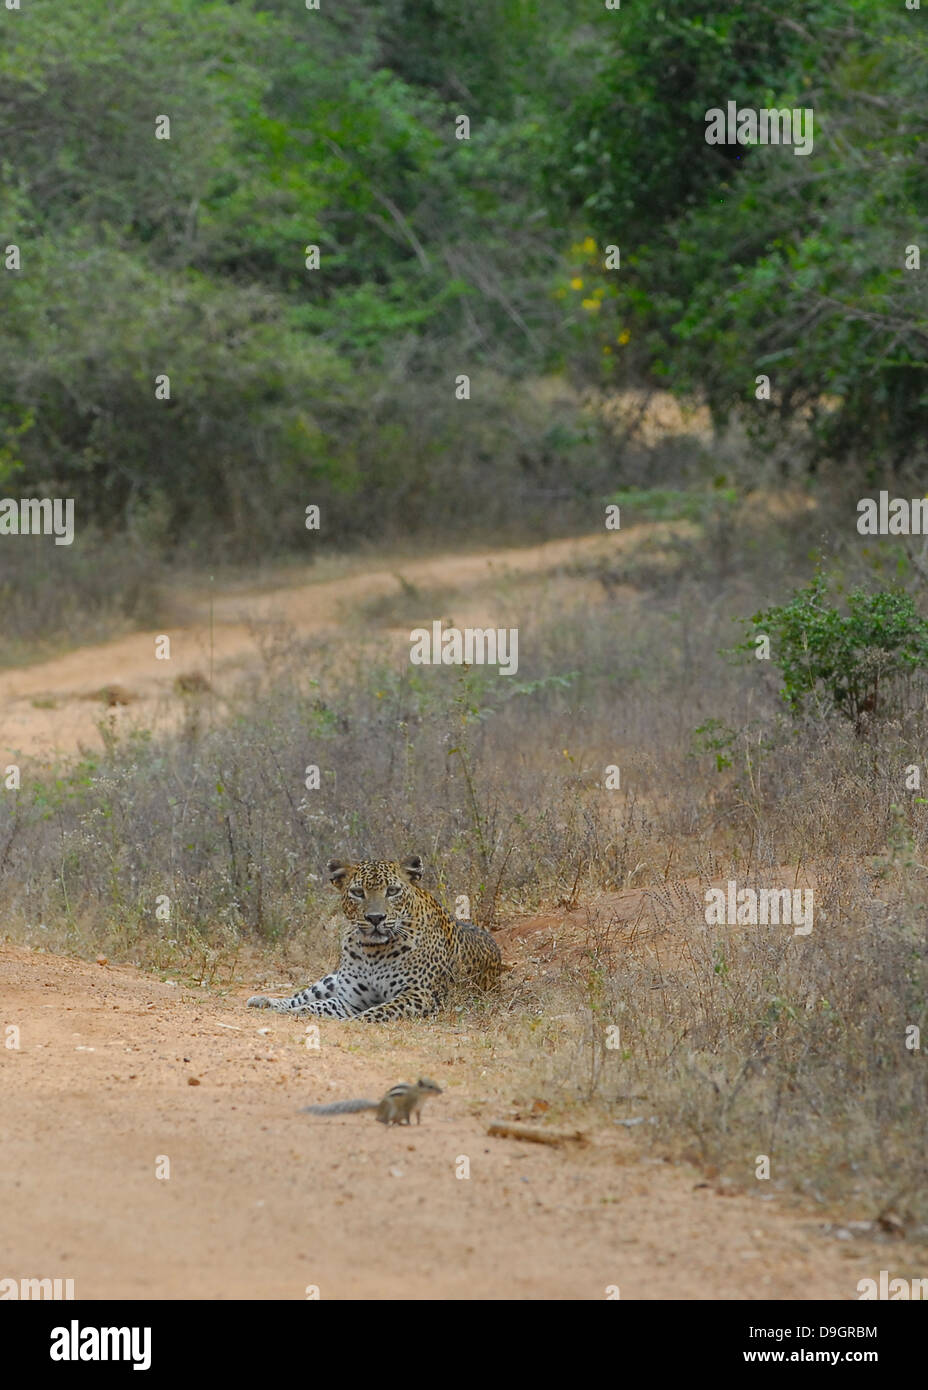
top-left (0, 940), bottom-right (905, 1301)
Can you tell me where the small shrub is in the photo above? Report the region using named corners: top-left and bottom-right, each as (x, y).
top-left (735, 573), bottom-right (928, 732)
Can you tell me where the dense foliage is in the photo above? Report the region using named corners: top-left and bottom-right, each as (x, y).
top-left (0, 0), bottom-right (924, 558)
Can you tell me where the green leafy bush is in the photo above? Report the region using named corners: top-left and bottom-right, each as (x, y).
top-left (737, 574), bottom-right (928, 730)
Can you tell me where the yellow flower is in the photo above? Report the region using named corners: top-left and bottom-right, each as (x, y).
top-left (581, 298), bottom-right (601, 312)
top-left (581, 236), bottom-right (596, 254)
top-left (570, 276), bottom-right (583, 290)
top-left (617, 329), bottom-right (631, 344)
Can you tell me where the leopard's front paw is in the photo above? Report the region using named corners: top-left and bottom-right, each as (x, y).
top-left (247, 995), bottom-right (271, 1009)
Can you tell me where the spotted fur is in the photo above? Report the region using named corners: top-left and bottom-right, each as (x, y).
top-left (247, 855), bottom-right (501, 1021)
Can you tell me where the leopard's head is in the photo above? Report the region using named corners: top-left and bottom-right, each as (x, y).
top-left (327, 855), bottom-right (424, 945)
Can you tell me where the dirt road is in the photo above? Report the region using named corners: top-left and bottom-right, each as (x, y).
top-left (0, 532), bottom-right (618, 765)
top-left (0, 941), bottom-right (895, 1300)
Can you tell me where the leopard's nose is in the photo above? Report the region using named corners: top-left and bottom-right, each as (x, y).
top-left (365, 912), bottom-right (387, 927)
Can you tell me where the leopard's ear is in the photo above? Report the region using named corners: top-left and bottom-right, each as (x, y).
top-left (327, 859), bottom-right (355, 888)
top-left (400, 854), bottom-right (424, 883)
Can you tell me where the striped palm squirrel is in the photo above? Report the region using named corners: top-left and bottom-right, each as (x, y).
top-left (302, 1078), bottom-right (442, 1126)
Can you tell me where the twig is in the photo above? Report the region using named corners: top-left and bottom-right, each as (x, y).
top-left (487, 1121), bottom-right (589, 1147)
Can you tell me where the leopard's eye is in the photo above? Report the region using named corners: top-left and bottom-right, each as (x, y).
top-left (349, 886), bottom-right (365, 900)
top-left (385, 885), bottom-right (402, 897)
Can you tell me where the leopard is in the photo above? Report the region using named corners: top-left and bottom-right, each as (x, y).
top-left (246, 854), bottom-right (502, 1022)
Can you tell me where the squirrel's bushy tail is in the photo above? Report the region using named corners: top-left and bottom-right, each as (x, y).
top-left (301, 1098), bottom-right (377, 1115)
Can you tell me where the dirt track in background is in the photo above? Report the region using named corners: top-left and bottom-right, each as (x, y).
top-left (1, 940), bottom-right (906, 1300)
top-left (3, 501), bottom-right (822, 766)
top-left (1, 530), bottom-right (638, 765)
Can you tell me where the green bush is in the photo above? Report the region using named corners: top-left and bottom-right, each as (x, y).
top-left (736, 574), bottom-right (928, 731)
